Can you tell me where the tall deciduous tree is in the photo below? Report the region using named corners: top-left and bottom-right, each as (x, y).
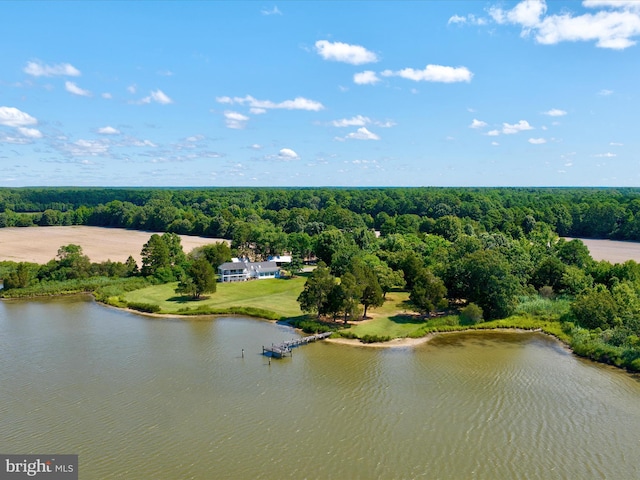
top-left (410, 268), bottom-right (448, 317)
top-left (141, 234), bottom-right (170, 277)
top-left (3, 262), bottom-right (35, 289)
top-left (56, 244), bottom-right (91, 279)
top-left (192, 242), bottom-right (232, 270)
top-left (351, 261), bottom-right (384, 319)
top-left (326, 272), bottom-right (361, 323)
top-left (297, 262), bottom-right (335, 319)
top-left (176, 257), bottom-right (217, 299)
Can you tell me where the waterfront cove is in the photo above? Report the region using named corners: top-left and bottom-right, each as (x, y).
top-left (2, 296), bottom-right (640, 479)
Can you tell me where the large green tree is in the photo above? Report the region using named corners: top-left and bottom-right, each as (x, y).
top-left (571, 284), bottom-right (620, 330)
top-left (297, 262), bottom-right (336, 319)
top-left (3, 262), bottom-right (36, 289)
top-left (447, 249), bottom-right (520, 320)
top-left (176, 257), bottom-right (217, 299)
top-left (192, 242), bottom-right (232, 270)
top-left (141, 234), bottom-right (171, 277)
top-left (410, 268), bottom-right (448, 317)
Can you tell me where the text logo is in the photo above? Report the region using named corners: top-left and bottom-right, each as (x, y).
top-left (1, 455), bottom-right (77, 480)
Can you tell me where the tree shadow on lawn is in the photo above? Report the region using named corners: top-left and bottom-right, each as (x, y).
top-left (167, 295), bottom-right (211, 304)
top-left (387, 314), bottom-right (425, 326)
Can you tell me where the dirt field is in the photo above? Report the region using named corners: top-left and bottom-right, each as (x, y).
top-left (566, 238), bottom-right (640, 264)
top-left (0, 226), bottom-right (228, 265)
top-left (1, 227), bottom-right (639, 267)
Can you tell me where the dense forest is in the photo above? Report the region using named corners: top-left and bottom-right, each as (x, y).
top-left (1, 187), bottom-right (640, 372)
top-left (2, 186), bottom-right (640, 240)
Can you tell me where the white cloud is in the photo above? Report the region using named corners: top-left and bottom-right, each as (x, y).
top-left (502, 120), bottom-right (534, 134)
top-left (133, 139), bottom-right (157, 147)
top-left (491, 141), bottom-right (500, 146)
top-left (0, 133), bottom-right (31, 145)
top-left (487, 0), bottom-right (640, 49)
top-left (224, 111), bottom-right (249, 129)
top-left (330, 116), bottom-right (395, 128)
top-left (448, 14), bottom-right (468, 25)
top-left (261, 6), bottom-right (282, 15)
top-left (185, 135), bottom-right (205, 142)
top-left (64, 139), bottom-right (110, 157)
top-left (65, 81), bottom-right (91, 97)
top-left (250, 107), bottom-right (267, 114)
top-left (342, 127), bottom-right (380, 141)
top-left (331, 115), bottom-right (371, 127)
top-left (0, 106), bottom-right (37, 127)
top-left (354, 70), bottom-right (380, 85)
top-left (314, 40), bottom-right (378, 65)
top-left (127, 85), bottom-right (137, 94)
top-left (98, 126), bottom-right (120, 135)
top-left (537, 10), bottom-right (640, 49)
top-left (381, 64), bottom-right (473, 83)
top-left (599, 89), bottom-right (614, 96)
top-left (141, 89), bottom-right (173, 105)
top-left (610, 142), bottom-right (623, 146)
top-left (24, 60), bottom-right (81, 77)
top-left (470, 118), bottom-right (488, 128)
top-left (487, 129), bottom-right (500, 136)
top-left (490, 0), bottom-right (547, 28)
top-left (18, 127), bottom-right (42, 138)
top-left (250, 144), bottom-right (263, 150)
top-left (528, 137), bottom-right (547, 144)
top-left (448, 14), bottom-right (488, 26)
top-left (278, 148), bottom-right (299, 160)
top-left (216, 95), bottom-right (324, 111)
top-left (594, 152), bottom-right (617, 157)
top-left (584, 1), bottom-right (640, 11)
top-left (102, 92), bottom-right (112, 99)
top-left (543, 108), bottom-right (567, 116)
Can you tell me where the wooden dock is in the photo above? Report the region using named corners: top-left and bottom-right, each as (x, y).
top-left (262, 331), bottom-right (333, 358)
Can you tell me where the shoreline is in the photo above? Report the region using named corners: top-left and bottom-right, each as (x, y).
top-left (3, 292), bottom-right (570, 350)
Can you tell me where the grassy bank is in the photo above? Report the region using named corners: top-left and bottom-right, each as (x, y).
top-left (340, 294), bottom-right (572, 344)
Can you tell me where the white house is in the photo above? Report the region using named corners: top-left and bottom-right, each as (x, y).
top-left (217, 259), bottom-right (281, 282)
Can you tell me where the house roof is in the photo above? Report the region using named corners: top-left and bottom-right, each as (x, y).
top-left (218, 260), bottom-right (280, 272)
top-left (218, 261), bottom-right (247, 271)
top-left (248, 261), bottom-right (280, 273)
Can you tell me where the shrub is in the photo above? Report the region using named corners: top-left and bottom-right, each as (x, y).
top-left (127, 302), bottom-right (161, 313)
top-left (460, 303), bottom-right (483, 324)
top-left (360, 334), bottom-right (392, 343)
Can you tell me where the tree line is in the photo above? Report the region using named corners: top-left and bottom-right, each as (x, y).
top-left (2, 187), bottom-right (640, 241)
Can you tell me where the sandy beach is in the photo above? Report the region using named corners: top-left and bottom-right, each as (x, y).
top-left (0, 226), bottom-right (227, 265)
top-left (326, 335), bottom-right (435, 348)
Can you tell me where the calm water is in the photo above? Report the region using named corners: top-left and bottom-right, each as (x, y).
top-left (1, 296), bottom-right (639, 479)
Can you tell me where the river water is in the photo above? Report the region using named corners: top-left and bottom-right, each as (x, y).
top-left (1, 296), bottom-right (639, 479)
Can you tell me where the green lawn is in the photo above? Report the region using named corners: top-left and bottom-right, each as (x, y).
top-left (122, 280), bottom-right (569, 345)
top-left (343, 291), bottom-right (569, 342)
top-left (345, 291), bottom-right (430, 338)
top-left (123, 277), bottom-right (306, 318)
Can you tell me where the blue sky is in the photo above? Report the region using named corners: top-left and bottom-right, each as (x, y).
top-left (1, 0), bottom-right (640, 187)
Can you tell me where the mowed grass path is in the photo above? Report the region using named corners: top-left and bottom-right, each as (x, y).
top-left (124, 277), bottom-right (306, 318)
